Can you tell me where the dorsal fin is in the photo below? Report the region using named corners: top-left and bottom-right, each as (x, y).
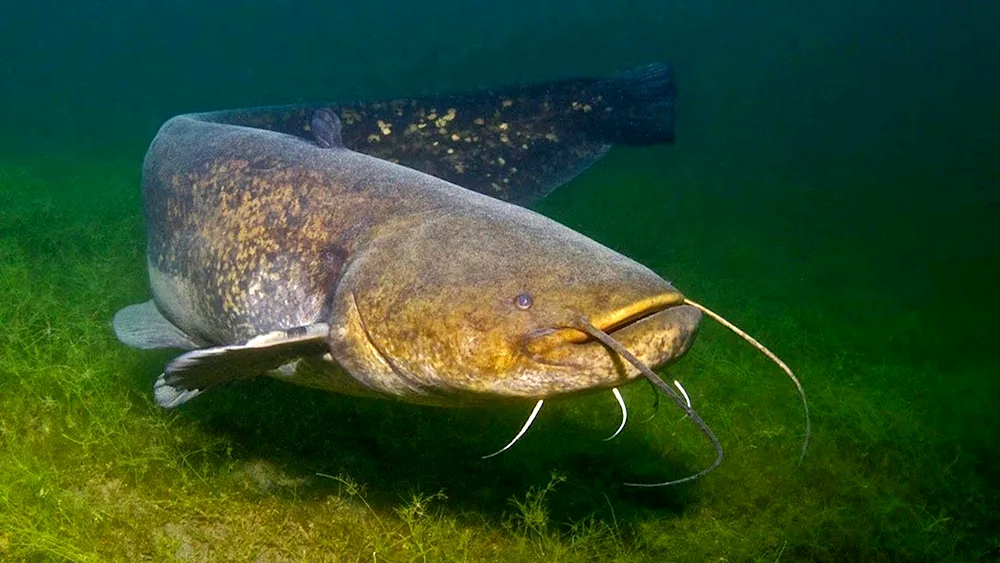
top-left (311, 109), bottom-right (344, 149)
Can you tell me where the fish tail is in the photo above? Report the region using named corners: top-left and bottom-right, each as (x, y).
top-left (587, 63), bottom-right (676, 145)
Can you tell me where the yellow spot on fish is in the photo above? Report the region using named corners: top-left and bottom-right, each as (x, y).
top-left (447, 148), bottom-right (455, 154)
top-left (342, 108), bottom-right (362, 125)
top-left (435, 109), bottom-right (456, 128)
top-left (367, 134), bottom-right (381, 142)
top-left (377, 120), bottom-right (392, 135)
top-left (498, 123), bottom-right (509, 131)
top-left (500, 134), bottom-right (509, 143)
top-left (427, 112), bottom-right (438, 120)
top-left (474, 117), bottom-right (485, 125)
top-left (450, 133), bottom-right (461, 141)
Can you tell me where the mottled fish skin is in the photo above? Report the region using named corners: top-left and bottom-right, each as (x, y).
top-left (141, 131), bottom-right (326, 345)
top-left (127, 63), bottom-right (697, 407)
top-left (142, 117), bottom-right (423, 345)
top-left (205, 64), bottom-right (675, 206)
top-left (141, 65), bottom-right (678, 347)
top-left (141, 111), bottom-right (700, 404)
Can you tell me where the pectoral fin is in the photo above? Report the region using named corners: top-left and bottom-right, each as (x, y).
top-left (154, 323), bottom-right (331, 408)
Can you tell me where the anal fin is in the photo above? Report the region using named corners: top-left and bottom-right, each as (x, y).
top-left (155, 323), bottom-right (331, 408)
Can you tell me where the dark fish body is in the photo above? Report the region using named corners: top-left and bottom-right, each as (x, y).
top-left (205, 64), bottom-right (675, 205)
top-left (114, 64), bottom-right (700, 408)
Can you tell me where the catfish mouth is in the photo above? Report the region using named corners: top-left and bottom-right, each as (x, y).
top-left (525, 291), bottom-right (695, 360)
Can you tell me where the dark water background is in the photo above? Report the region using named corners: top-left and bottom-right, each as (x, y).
top-left (2, 0), bottom-right (998, 559)
top-left (6, 0), bottom-right (993, 411)
top-left (5, 1), bottom-right (997, 322)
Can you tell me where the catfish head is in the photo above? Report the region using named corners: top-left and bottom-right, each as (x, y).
top-left (326, 200), bottom-right (702, 405)
top-left (325, 197), bottom-right (808, 487)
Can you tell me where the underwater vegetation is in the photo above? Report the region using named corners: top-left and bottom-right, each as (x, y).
top-left (0, 145), bottom-right (995, 561)
top-left (1, 0), bottom-right (998, 560)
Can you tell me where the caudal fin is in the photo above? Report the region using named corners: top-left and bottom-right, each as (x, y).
top-left (588, 63), bottom-right (676, 145)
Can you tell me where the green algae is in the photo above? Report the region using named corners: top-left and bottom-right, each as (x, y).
top-left (0, 147), bottom-right (994, 561)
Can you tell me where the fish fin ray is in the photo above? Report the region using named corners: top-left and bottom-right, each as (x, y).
top-left (155, 323), bottom-right (330, 408)
top-left (153, 377), bottom-right (203, 408)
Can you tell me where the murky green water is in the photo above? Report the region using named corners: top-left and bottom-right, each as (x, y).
top-left (1, 1), bottom-right (996, 560)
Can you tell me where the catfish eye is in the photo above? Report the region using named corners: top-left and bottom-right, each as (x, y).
top-left (514, 292), bottom-right (533, 310)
